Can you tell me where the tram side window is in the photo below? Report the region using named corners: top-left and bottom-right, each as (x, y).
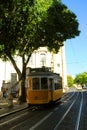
top-left (28, 78), bottom-right (32, 89)
top-left (49, 78), bottom-right (53, 90)
top-left (32, 78), bottom-right (40, 90)
top-left (54, 80), bottom-right (62, 90)
top-left (41, 78), bottom-right (48, 89)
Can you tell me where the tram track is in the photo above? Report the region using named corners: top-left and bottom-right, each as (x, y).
top-left (0, 105), bottom-right (28, 119)
top-left (0, 106), bottom-right (47, 130)
top-left (0, 107), bottom-right (29, 123)
top-left (0, 91), bottom-right (76, 129)
top-left (75, 92), bottom-right (83, 130)
top-left (0, 104), bottom-right (45, 123)
top-left (30, 91), bottom-right (79, 130)
top-left (78, 90), bottom-right (87, 130)
top-left (61, 91), bottom-right (76, 103)
top-left (0, 91), bottom-right (74, 119)
top-left (28, 91), bottom-right (82, 130)
top-left (24, 91), bottom-right (79, 130)
top-left (0, 91), bottom-right (84, 130)
top-left (53, 92), bottom-right (83, 130)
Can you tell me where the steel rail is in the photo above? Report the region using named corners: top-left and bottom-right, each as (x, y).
top-left (75, 92), bottom-right (83, 130)
top-left (54, 92), bottom-right (79, 130)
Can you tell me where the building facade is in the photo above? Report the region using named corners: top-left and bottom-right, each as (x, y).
top-left (28, 46), bottom-right (67, 88)
top-left (0, 46), bottom-right (67, 93)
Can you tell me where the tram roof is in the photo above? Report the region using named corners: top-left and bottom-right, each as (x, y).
top-left (27, 67), bottom-right (61, 78)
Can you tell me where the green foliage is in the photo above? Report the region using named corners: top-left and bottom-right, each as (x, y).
top-left (67, 75), bottom-right (74, 87)
top-left (0, 0), bottom-right (80, 63)
top-left (0, 0), bottom-right (53, 59)
top-left (34, 0), bottom-right (80, 52)
top-left (74, 72), bottom-right (87, 85)
top-left (0, 0), bottom-right (54, 102)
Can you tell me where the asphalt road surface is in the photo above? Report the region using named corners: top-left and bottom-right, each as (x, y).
top-left (0, 89), bottom-right (87, 130)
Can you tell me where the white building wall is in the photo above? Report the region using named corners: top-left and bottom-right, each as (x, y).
top-left (28, 46), bottom-right (67, 88)
top-left (0, 46), bottom-right (67, 91)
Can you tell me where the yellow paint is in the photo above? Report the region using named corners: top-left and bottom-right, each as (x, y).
top-left (26, 89), bottom-right (63, 105)
top-left (52, 89), bottom-right (63, 101)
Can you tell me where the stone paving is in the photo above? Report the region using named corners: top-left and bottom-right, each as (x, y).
top-left (0, 98), bottom-right (18, 109)
top-left (0, 98), bottom-right (27, 117)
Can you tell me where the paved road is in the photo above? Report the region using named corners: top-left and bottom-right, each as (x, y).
top-left (0, 89), bottom-right (87, 130)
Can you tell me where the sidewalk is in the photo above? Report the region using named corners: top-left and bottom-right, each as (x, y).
top-left (0, 98), bottom-right (19, 108)
top-left (0, 98), bottom-right (28, 116)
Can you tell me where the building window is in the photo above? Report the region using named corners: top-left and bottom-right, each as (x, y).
top-left (40, 53), bottom-right (46, 66)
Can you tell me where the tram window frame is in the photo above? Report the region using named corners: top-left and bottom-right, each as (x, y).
top-left (48, 78), bottom-right (53, 90)
top-left (54, 79), bottom-right (62, 90)
top-left (41, 77), bottom-right (48, 90)
top-left (32, 77), bottom-right (40, 90)
top-left (28, 78), bottom-right (32, 90)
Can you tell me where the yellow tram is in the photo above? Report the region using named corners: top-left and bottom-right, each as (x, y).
top-left (26, 67), bottom-right (63, 105)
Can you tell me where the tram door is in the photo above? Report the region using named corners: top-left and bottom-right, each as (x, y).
top-left (49, 78), bottom-right (54, 102)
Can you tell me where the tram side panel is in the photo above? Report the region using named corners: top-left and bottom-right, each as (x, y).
top-left (26, 77), bottom-right (52, 105)
top-left (26, 75), bottom-right (63, 105)
top-left (27, 90), bottom-right (52, 104)
top-left (49, 78), bottom-right (63, 102)
top-left (52, 89), bottom-right (63, 102)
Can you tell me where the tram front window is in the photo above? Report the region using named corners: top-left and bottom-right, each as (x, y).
top-left (33, 78), bottom-right (40, 90)
top-left (49, 78), bottom-right (53, 90)
top-left (41, 78), bottom-right (48, 89)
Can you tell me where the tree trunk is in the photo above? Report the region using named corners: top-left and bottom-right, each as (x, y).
top-left (8, 54), bottom-right (28, 103)
top-left (18, 55), bottom-right (27, 103)
top-left (18, 78), bottom-right (26, 103)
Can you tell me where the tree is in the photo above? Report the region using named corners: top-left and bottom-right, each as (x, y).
top-left (67, 75), bottom-right (74, 87)
top-left (0, 0), bottom-right (80, 102)
top-left (0, 0), bottom-right (53, 102)
top-left (74, 72), bottom-right (87, 85)
top-left (35, 0), bottom-right (80, 52)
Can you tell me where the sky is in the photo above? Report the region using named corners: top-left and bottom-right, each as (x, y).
top-left (62, 0), bottom-right (87, 77)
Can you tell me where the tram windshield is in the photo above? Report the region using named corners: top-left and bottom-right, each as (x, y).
top-left (48, 78), bottom-right (53, 89)
top-left (32, 78), bottom-right (40, 90)
top-left (41, 77), bottom-right (48, 89)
